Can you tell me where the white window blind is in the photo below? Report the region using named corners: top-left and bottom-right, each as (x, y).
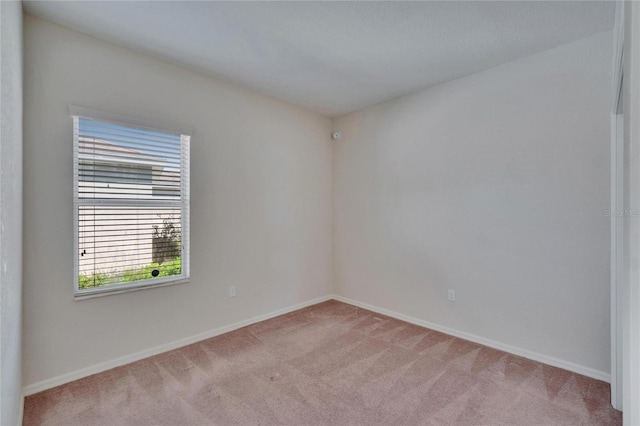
top-left (72, 109), bottom-right (190, 296)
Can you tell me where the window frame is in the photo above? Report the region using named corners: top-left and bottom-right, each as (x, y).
top-left (71, 106), bottom-right (191, 299)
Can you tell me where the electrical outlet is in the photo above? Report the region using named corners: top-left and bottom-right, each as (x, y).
top-left (229, 286), bottom-right (236, 298)
top-left (448, 289), bottom-right (455, 302)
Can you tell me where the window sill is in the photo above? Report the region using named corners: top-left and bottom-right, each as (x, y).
top-left (74, 278), bottom-right (190, 301)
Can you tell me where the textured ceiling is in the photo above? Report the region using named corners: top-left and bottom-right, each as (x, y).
top-left (24, 1), bottom-right (615, 117)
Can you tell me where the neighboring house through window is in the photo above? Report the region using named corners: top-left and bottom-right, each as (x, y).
top-left (72, 107), bottom-right (190, 297)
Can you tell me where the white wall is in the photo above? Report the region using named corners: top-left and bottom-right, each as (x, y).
top-left (333, 31), bottom-right (613, 376)
top-left (22, 15), bottom-right (333, 388)
top-left (0, 1), bottom-right (23, 424)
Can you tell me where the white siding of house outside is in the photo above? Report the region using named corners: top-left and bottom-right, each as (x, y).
top-left (78, 179), bottom-right (181, 276)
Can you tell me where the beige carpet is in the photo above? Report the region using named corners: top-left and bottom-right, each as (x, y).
top-left (24, 300), bottom-right (621, 425)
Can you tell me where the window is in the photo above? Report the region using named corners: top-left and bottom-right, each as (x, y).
top-left (72, 107), bottom-right (190, 297)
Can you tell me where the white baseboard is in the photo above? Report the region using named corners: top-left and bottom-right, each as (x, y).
top-left (331, 295), bottom-right (611, 383)
top-left (23, 295), bottom-right (333, 396)
top-left (23, 293), bottom-right (610, 397)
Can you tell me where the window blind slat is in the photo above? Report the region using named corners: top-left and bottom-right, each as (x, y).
top-left (79, 119), bottom-right (181, 140)
top-left (78, 136), bottom-right (182, 152)
top-left (80, 119), bottom-right (182, 140)
top-left (78, 140), bottom-right (181, 159)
